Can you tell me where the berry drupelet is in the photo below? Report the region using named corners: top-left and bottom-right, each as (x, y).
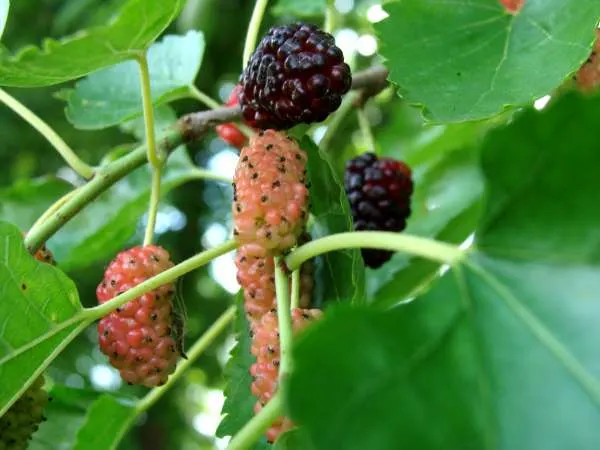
top-left (239, 22), bottom-right (352, 130)
top-left (344, 152), bottom-right (413, 268)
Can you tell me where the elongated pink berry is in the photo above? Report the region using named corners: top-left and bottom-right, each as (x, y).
top-left (233, 130), bottom-right (309, 257)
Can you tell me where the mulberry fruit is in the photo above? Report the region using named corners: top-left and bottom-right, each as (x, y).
top-left (216, 85), bottom-right (248, 149)
top-left (239, 22), bottom-right (352, 130)
top-left (499, 0), bottom-right (524, 13)
top-left (236, 244), bottom-right (313, 328)
top-left (250, 308), bottom-right (322, 442)
top-left (0, 376), bottom-right (48, 450)
top-left (23, 231), bottom-right (55, 265)
top-left (233, 130), bottom-right (309, 257)
top-left (96, 245), bottom-right (179, 387)
top-left (344, 152), bottom-right (413, 268)
top-left (576, 31), bottom-right (600, 92)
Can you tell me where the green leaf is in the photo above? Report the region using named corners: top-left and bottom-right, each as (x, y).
top-left (376, 1), bottom-right (600, 122)
top-left (0, 0), bottom-right (9, 41)
top-left (31, 385), bottom-right (137, 450)
top-left (64, 30), bottom-right (205, 130)
top-left (273, 0), bottom-right (327, 17)
top-left (72, 395), bottom-right (136, 450)
top-left (302, 137), bottom-right (365, 305)
top-left (0, 177), bottom-right (71, 230)
top-left (0, 0), bottom-right (184, 87)
top-left (217, 294), bottom-right (255, 435)
top-left (50, 145), bottom-right (198, 272)
top-left (30, 386), bottom-right (102, 450)
top-left (288, 92), bottom-right (600, 449)
top-left (0, 222), bottom-right (84, 416)
top-left (217, 295), bottom-right (271, 449)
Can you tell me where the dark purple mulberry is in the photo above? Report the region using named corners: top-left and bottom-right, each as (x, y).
top-left (239, 22), bottom-right (352, 130)
top-left (344, 152), bottom-right (413, 268)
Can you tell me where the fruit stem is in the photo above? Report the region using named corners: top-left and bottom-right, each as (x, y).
top-left (85, 239), bottom-right (238, 320)
top-left (290, 269), bottom-right (301, 310)
top-left (286, 231), bottom-right (465, 271)
top-left (136, 53), bottom-right (162, 169)
top-left (188, 85), bottom-right (222, 110)
top-left (135, 305), bottom-right (236, 414)
top-left (0, 88), bottom-right (95, 179)
top-left (190, 167), bottom-right (232, 184)
top-left (227, 391), bottom-right (283, 450)
top-left (274, 257), bottom-right (294, 380)
top-left (319, 92), bottom-right (357, 152)
top-left (242, 0), bottom-right (269, 69)
top-left (324, 0), bottom-right (336, 33)
top-left (356, 108), bottom-right (377, 153)
top-left (24, 128), bottom-right (184, 254)
top-left (143, 168), bottom-right (162, 246)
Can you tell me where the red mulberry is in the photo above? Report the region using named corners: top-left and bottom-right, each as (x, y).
top-left (216, 85), bottom-right (248, 149)
top-left (96, 245), bottom-right (179, 387)
top-left (576, 30), bottom-right (600, 92)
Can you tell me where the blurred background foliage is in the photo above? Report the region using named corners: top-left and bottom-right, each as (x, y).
top-left (0, 1), bottom-right (418, 448)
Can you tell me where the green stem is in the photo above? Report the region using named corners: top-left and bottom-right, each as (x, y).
top-left (0, 88), bottom-right (94, 179)
top-left (24, 128), bottom-right (184, 254)
top-left (86, 240), bottom-right (238, 320)
top-left (318, 92), bottom-right (357, 152)
top-left (242, 0), bottom-right (269, 69)
top-left (30, 188), bottom-right (79, 230)
top-left (290, 269), bottom-right (301, 310)
top-left (324, 0), bottom-right (335, 33)
top-left (237, 122), bottom-right (254, 138)
top-left (227, 392), bottom-right (283, 450)
top-left (190, 167), bottom-right (232, 184)
top-left (135, 305), bottom-right (236, 414)
top-left (143, 168), bottom-right (162, 246)
top-left (136, 53), bottom-right (162, 169)
top-left (285, 231), bottom-right (465, 272)
top-left (274, 257), bottom-right (293, 380)
top-left (357, 108), bottom-right (377, 152)
top-left (188, 85), bottom-right (221, 110)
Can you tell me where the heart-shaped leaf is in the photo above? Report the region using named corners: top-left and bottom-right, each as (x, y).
top-left (376, 0), bottom-right (600, 122)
